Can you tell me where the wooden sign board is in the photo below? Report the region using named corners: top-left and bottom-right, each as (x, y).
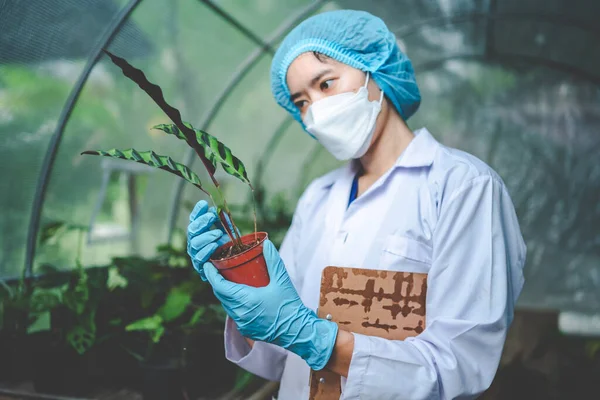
top-left (309, 266), bottom-right (428, 400)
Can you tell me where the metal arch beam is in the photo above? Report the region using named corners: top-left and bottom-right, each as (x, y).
top-left (394, 11), bottom-right (600, 39)
top-left (484, 0), bottom-right (498, 58)
top-left (166, 0), bottom-right (328, 242)
top-left (415, 53), bottom-right (600, 86)
top-left (199, 0), bottom-right (275, 55)
top-left (24, 0), bottom-right (144, 278)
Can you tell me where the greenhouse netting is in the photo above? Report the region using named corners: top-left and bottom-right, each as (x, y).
top-left (1, 0), bottom-right (599, 398)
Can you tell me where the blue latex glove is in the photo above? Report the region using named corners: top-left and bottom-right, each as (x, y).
top-left (203, 239), bottom-right (339, 371)
top-left (187, 200), bottom-right (229, 281)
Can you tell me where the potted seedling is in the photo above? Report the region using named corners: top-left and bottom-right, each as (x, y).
top-left (82, 50), bottom-right (269, 287)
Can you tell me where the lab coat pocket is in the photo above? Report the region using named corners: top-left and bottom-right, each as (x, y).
top-left (379, 234), bottom-right (432, 273)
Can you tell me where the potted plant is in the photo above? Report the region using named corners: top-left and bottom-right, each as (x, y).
top-left (81, 50), bottom-right (269, 287)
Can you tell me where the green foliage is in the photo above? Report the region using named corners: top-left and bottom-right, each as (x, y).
top-left (126, 315), bottom-right (165, 344)
top-left (29, 287), bottom-right (63, 313)
top-left (62, 267), bottom-right (89, 316)
top-left (81, 148), bottom-right (207, 195)
top-left (27, 311), bottom-right (50, 334)
top-left (66, 311), bottom-right (96, 355)
top-left (153, 123), bottom-right (251, 187)
top-left (186, 307), bottom-right (206, 327)
top-left (107, 266), bottom-right (128, 291)
top-left (157, 287), bottom-right (192, 323)
top-left (81, 51), bottom-right (254, 250)
top-left (102, 50), bottom-right (217, 177)
top-left (234, 370), bottom-right (256, 392)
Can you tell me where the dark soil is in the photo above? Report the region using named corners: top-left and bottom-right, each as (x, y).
top-left (214, 240), bottom-right (258, 260)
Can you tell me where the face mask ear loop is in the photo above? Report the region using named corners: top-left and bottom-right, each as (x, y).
top-left (366, 72), bottom-right (384, 105)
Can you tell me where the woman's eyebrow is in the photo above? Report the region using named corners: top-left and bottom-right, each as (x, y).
top-left (290, 68), bottom-right (334, 101)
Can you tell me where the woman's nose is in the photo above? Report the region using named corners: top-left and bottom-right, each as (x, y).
top-left (308, 90), bottom-right (327, 104)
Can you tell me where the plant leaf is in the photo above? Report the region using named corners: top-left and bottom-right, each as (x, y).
top-left (27, 311), bottom-right (51, 334)
top-left (66, 312), bottom-right (96, 355)
top-left (102, 50), bottom-right (216, 177)
top-left (39, 220), bottom-right (66, 246)
top-left (29, 287), bottom-right (63, 313)
top-left (234, 370), bottom-right (255, 392)
top-left (156, 287), bottom-right (191, 323)
top-left (153, 123), bottom-right (252, 187)
top-left (126, 315), bottom-right (163, 332)
top-left (187, 307), bottom-right (206, 327)
top-left (151, 326), bottom-right (165, 343)
top-left (153, 122), bottom-right (218, 172)
top-left (107, 266), bottom-right (128, 291)
top-left (63, 270), bottom-right (89, 315)
top-left (36, 263), bottom-right (69, 289)
top-left (40, 220), bottom-right (88, 246)
top-left (81, 148), bottom-right (209, 195)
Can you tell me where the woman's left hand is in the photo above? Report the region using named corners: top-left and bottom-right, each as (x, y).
top-left (203, 239), bottom-right (339, 371)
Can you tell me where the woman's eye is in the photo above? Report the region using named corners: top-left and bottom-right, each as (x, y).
top-left (320, 79), bottom-right (334, 90)
top-left (294, 100), bottom-right (307, 110)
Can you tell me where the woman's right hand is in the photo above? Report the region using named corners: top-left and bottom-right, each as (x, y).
top-left (187, 200), bottom-right (229, 281)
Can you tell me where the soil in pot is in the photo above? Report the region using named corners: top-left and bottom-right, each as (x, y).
top-left (210, 232), bottom-right (270, 287)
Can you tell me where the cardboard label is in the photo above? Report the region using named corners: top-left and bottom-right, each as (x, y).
top-left (309, 266), bottom-right (428, 400)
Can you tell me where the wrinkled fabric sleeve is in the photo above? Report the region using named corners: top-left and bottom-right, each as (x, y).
top-left (223, 317), bottom-right (288, 381)
top-left (342, 175), bottom-right (527, 400)
top-left (223, 187), bottom-right (308, 382)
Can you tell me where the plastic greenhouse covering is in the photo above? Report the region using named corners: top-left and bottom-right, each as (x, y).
top-left (1, 0), bottom-right (599, 320)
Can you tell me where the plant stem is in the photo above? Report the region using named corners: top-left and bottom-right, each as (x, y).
top-left (0, 280), bottom-right (13, 299)
top-left (76, 229), bottom-right (84, 269)
top-left (251, 190), bottom-right (258, 242)
top-left (217, 188), bottom-right (242, 241)
top-left (199, 188), bottom-right (239, 249)
top-left (207, 193), bottom-right (236, 244)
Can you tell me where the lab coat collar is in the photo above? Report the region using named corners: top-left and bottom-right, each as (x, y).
top-left (315, 127), bottom-right (439, 189)
top-left (395, 127), bottom-right (438, 168)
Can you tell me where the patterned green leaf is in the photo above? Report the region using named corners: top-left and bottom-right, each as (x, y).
top-left (103, 50), bottom-right (216, 176)
top-left (81, 148), bottom-right (208, 195)
top-left (152, 123), bottom-right (188, 141)
top-left (153, 123), bottom-right (251, 187)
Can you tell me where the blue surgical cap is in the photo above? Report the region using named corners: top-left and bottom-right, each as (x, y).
top-left (270, 9), bottom-right (421, 125)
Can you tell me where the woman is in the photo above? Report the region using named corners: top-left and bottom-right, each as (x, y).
top-left (187, 9), bottom-right (526, 400)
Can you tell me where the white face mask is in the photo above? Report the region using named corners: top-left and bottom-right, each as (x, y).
top-left (302, 72), bottom-right (384, 161)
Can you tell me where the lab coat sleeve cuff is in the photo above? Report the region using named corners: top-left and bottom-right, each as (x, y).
top-left (224, 317), bottom-right (287, 382)
top-left (224, 316), bottom-right (251, 361)
top-left (341, 333), bottom-right (371, 399)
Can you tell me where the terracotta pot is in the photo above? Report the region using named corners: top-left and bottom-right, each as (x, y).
top-left (210, 232), bottom-right (270, 287)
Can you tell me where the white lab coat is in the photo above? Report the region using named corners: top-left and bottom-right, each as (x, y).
top-left (224, 128), bottom-right (527, 399)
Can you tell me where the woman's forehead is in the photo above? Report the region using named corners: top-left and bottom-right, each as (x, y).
top-left (287, 54), bottom-right (346, 86)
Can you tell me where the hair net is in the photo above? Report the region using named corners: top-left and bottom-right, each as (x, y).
top-left (270, 9), bottom-right (421, 125)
